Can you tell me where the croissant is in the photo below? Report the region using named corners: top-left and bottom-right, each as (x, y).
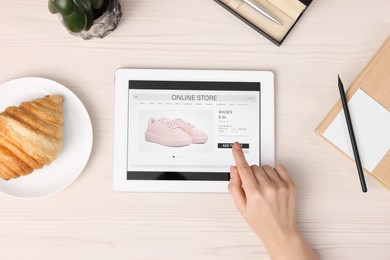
top-left (0, 95), bottom-right (64, 180)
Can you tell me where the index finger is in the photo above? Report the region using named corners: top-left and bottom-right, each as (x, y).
top-left (232, 142), bottom-right (258, 191)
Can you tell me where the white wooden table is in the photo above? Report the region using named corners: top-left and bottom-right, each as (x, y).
top-left (0, 0), bottom-right (390, 259)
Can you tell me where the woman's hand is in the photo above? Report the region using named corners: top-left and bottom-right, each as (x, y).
top-left (229, 142), bottom-right (318, 260)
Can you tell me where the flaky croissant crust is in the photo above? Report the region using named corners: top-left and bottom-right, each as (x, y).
top-left (0, 95), bottom-right (64, 180)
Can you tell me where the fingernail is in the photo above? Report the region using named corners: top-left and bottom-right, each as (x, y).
top-left (233, 142), bottom-right (241, 150)
top-left (230, 166), bottom-right (235, 179)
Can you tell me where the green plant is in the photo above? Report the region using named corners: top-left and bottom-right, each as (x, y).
top-left (48, 0), bottom-right (107, 33)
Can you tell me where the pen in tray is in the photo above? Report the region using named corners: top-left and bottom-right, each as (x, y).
top-left (242, 0), bottom-right (283, 25)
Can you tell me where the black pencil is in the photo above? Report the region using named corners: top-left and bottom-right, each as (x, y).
top-left (338, 75), bottom-right (367, 193)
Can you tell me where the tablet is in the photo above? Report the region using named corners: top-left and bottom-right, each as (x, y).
top-left (113, 69), bottom-right (274, 192)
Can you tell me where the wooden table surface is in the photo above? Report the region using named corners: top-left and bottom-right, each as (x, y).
top-left (1, 0), bottom-right (390, 259)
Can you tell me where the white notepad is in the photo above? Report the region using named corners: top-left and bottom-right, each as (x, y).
top-left (323, 89), bottom-right (390, 173)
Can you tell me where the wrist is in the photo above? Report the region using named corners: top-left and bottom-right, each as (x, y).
top-left (261, 229), bottom-right (318, 260)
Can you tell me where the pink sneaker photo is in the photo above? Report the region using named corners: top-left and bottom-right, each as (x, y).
top-left (172, 118), bottom-right (208, 144)
top-left (145, 117), bottom-right (192, 147)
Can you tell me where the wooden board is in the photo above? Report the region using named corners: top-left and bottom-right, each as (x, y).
top-left (316, 36), bottom-right (390, 187)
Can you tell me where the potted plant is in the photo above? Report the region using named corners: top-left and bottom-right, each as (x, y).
top-left (48, 0), bottom-right (122, 40)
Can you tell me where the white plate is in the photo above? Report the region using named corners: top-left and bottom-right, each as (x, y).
top-left (0, 77), bottom-right (93, 199)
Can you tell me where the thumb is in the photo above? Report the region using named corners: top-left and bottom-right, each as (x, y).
top-left (228, 166), bottom-right (246, 214)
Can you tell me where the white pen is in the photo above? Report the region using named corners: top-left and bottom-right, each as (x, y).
top-left (242, 0), bottom-right (283, 25)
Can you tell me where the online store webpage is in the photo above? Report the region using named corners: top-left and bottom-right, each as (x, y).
top-left (127, 81), bottom-right (260, 180)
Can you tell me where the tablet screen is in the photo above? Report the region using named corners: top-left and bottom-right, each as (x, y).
top-left (127, 80), bottom-right (260, 180)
